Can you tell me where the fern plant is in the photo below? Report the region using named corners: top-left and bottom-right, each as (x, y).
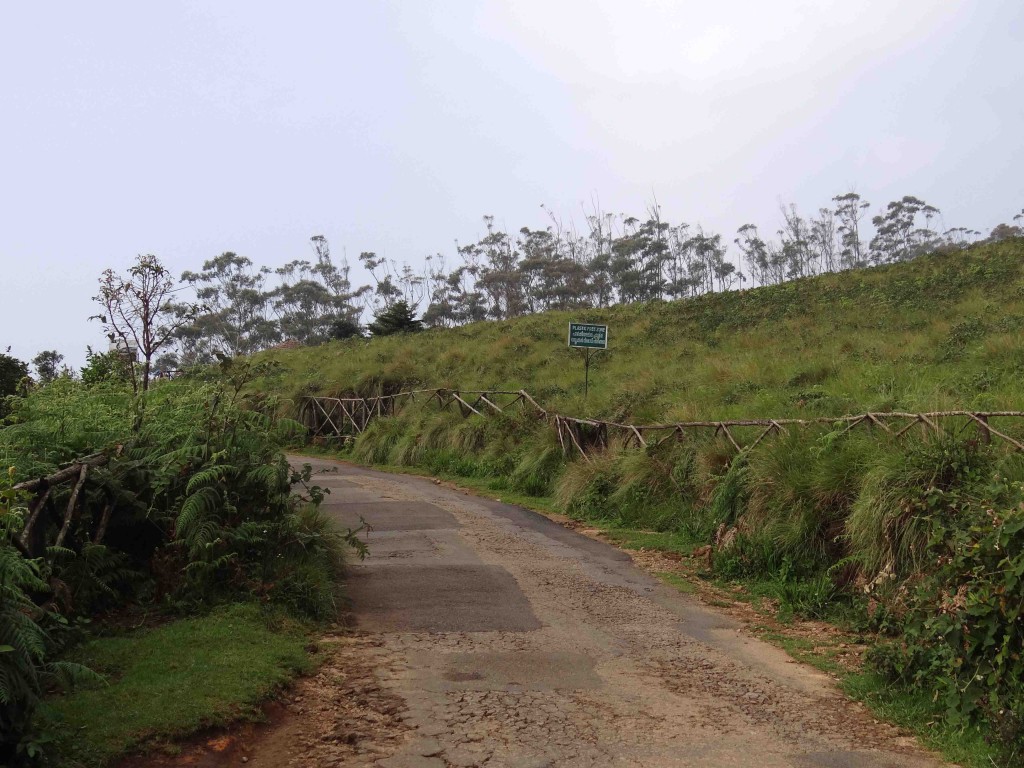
top-left (1, 470), bottom-right (100, 765)
top-left (0, 361), bottom-right (362, 763)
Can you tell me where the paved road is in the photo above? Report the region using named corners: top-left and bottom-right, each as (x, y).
top-left (252, 457), bottom-right (946, 768)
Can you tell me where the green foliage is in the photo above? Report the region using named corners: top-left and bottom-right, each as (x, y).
top-left (79, 346), bottom-right (133, 387)
top-left (1, 376), bottom-right (133, 469)
top-left (50, 603), bottom-right (309, 767)
top-left (367, 300), bottom-right (423, 337)
top-left (30, 351), bottom-right (63, 385)
top-left (330, 316), bottom-right (364, 340)
top-left (868, 466), bottom-right (1024, 757)
top-left (848, 438), bottom-right (990, 581)
top-left (1, 470), bottom-right (101, 765)
top-left (118, 365), bottom-right (355, 617)
top-left (1, 360), bottom-right (361, 762)
top-left (707, 454), bottom-right (749, 530)
top-left (178, 251), bottom-right (281, 360)
top-left (0, 352), bottom-right (29, 417)
top-left (509, 430), bottom-right (565, 496)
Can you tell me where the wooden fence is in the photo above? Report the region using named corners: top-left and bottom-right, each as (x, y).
top-left (12, 451), bottom-right (112, 561)
top-left (300, 389), bottom-right (547, 437)
top-left (299, 390), bottom-right (1024, 462)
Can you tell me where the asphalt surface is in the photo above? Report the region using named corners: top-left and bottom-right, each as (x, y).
top-left (249, 456), bottom-right (948, 768)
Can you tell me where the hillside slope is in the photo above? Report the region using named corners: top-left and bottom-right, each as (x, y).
top-left (259, 239), bottom-right (1024, 761)
top-left (260, 238), bottom-right (1024, 422)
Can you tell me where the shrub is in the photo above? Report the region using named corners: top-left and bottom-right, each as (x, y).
top-left (0, 363), bottom-right (362, 763)
top-left (509, 429), bottom-right (565, 496)
top-left (554, 451), bottom-right (619, 521)
top-left (847, 437), bottom-right (992, 581)
top-left (1, 471), bottom-right (98, 765)
top-left (868, 472), bottom-right (1024, 755)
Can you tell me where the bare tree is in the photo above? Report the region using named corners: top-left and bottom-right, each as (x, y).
top-left (92, 254), bottom-right (200, 393)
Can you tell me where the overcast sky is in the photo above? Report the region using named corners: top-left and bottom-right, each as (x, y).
top-left (2, 1), bottom-right (1022, 369)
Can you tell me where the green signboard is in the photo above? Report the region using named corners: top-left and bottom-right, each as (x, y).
top-left (568, 322), bottom-right (608, 350)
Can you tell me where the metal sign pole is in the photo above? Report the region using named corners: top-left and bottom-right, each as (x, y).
top-left (584, 348), bottom-right (591, 399)
top-left (568, 322), bottom-right (608, 400)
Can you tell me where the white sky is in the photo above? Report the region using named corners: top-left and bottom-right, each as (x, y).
top-left (2, 1), bottom-right (1022, 368)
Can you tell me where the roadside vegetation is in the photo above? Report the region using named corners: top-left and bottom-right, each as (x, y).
top-left (0, 349), bottom-right (358, 766)
top-left (266, 238), bottom-right (1024, 764)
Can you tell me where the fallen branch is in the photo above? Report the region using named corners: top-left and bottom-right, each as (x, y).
top-left (54, 464), bottom-right (89, 550)
top-left (13, 453), bottom-right (109, 493)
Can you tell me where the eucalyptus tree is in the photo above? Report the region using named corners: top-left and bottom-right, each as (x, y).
top-left (942, 227), bottom-right (981, 248)
top-left (270, 236), bottom-right (365, 345)
top-left (517, 226), bottom-right (560, 312)
top-left (518, 226), bottom-right (591, 311)
top-left (869, 196), bottom-right (941, 264)
top-left (735, 223), bottom-right (785, 287)
top-left (179, 251), bottom-right (278, 362)
top-left (583, 203), bottom-right (617, 307)
top-left (544, 213), bottom-right (600, 308)
top-left (833, 192), bottom-right (870, 269)
top-left (422, 268), bottom-right (471, 328)
top-left (778, 204), bottom-right (817, 279)
top-left (358, 250), bottom-right (425, 314)
top-left (664, 223), bottom-right (698, 297)
top-left (987, 209), bottom-right (1024, 242)
top-left (810, 208), bottom-right (838, 273)
top-left (269, 265), bottom-right (343, 344)
top-left (687, 229), bottom-right (741, 293)
top-left (609, 212), bottom-right (670, 303)
top-left (463, 216), bottom-right (527, 320)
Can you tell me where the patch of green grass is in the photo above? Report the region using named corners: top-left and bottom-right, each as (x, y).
top-left (842, 672), bottom-right (1002, 768)
top-left (50, 604), bottom-right (312, 767)
top-left (757, 631), bottom-right (846, 676)
top-left (600, 527), bottom-right (698, 556)
top-left (654, 571), bottom-right (697, 593)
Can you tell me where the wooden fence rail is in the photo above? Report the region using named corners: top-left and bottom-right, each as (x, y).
top-left (12, 451), bottom-right (112, 559)
top-left (300, 390), bottom-right (1024, 461)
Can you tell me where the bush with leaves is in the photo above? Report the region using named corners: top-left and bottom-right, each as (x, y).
top-left (868, 448), bottom-right (1024, 756)
top-left (367, 300), bottom-right (423, 336)
top-left (0, 353), bottom-right (29, 418)
top-left (0, 361), bottom-right (364, 763)
top-left (146, 400), bottom-right (351, 615)
top-left (78, 346), bottom-right (133, 387)
top-left (1, 469), bottom-right (99, 765)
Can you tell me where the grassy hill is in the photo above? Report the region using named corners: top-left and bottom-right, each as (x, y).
top-left (259, 238), bottom-right (1024, 423)
top-left (257, 238), bottom-right (1024, 761)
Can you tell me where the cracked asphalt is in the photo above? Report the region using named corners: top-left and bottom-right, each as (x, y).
top-left (245, 457), bottom-right (948, 768)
